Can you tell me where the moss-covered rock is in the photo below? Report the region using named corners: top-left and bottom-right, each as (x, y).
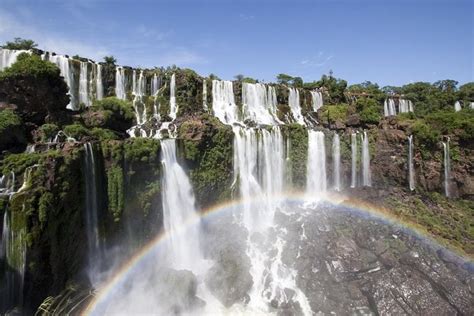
top-left (83, 97), bottom-right (135, 133)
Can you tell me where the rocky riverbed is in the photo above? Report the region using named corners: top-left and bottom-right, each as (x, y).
top-left (204, 200), bottom-right (473, 315)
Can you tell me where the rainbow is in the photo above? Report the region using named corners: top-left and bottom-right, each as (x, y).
top-left (82, 192), bottom-right (471, 315)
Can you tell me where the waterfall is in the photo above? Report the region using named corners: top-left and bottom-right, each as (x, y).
top-left (202, 80), bottom-right (208, 111)
top-left (232, 126), bottom-right (310, 314)
top-left (470, 102), bottom-right (474, 109)
top-left (241, 83), bottom-right (280, 125)
top-left (350, 133), bottom-right (358, 188)
top-left (399, 99), bottom-right (413, 113)
top-left (151, 73), bottom-right (161, 119)
top-left (115, 67), bottom-right (127, 100)
top-left (212, 80), bottom-right (240, 124)
top-left (0, 172), bottom-right (15, 197)
top-left (0, 208), bottom-right (26, 312)
top-left (310, 91), bottom-right (323, 111)
top-left (132, 70), bottom-right (147, 125)
top-left (79, 62), bottom-right (90, 108)
top-left (161, 139), bottom-right (202, 270)
top-left (454, 101), bottom-right (461, 112)
top-left (443, 138), bottom-right (451, 197)
top-left (383, 98), bottom-right (396, 116)
top-left (96, 64), bottom-right (103, 100)
top-left (83, 143), bottom-right (102, 283)
top-left (408, 135), bottom-right (415, 191)
top-left (361, 131), bottom-right (372, 187)
top-left (288, 88), bottom-right (305, 125)
top-left (169, 73), bottom-right (177, 120)
top-left (48, 54), bottom-right (77, 110)
top-left (306, 130), bottom-right (327, 197)
top-left (332, 133), bottom-right (341, 191)
top-left (0, 48), bottom-right (30, 71)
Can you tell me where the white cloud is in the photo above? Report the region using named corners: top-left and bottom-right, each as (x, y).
top-left (0, 9), bottom-right (109, 60)
top-left (300, 52), bottom-right (333, 67)
top-left (239, 13), bottom-right (255, 20)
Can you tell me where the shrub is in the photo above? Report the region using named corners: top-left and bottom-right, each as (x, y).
top-left (0, 53), bottom-right (69, 124)
top-left (38, 124), bottom-right (59, 142)
top-left (319, 104), bottom-right (348, 124)
top-left (356, 98), bottom-right (381, 124)
top-left (2, 38), bottom-right (37, 50)
top-left (0, 109), bottom-right (26, 151)
top-left (87, 97), bottom-right (135, 132)
top-left (63, 124), bottom-right (90, 140)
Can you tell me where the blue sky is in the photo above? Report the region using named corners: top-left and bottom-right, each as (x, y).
top-left (0, 0), bottom-right (472, 86)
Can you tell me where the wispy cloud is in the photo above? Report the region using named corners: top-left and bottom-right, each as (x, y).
top-left (300, 51), bottom-right (333, 67)
top-left (135, 24), bottom-right (171, 41)
top-left (0, 9), bottom-right (110, 60)
top-left (0, 8), bottom-right (206, 68)
top-left (239, 13), bottom-right (255, 20)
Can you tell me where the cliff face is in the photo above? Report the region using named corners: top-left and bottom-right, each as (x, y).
top-left (0, 48), bottom-right (472, 313)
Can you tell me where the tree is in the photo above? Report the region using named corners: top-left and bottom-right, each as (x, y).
top-left (2, 38), bottom-right (38, 50)
top-left (0, 53), bottom-right (69, 124)
top-left (104, 56), bottom-right (117, 65)
top-left (433, 80), bottom-right (458, 93)
top-left (276, 73), bottom-right (294, 85)
top-left (458, 82), bottom-right (474, 101)
top-left (234, 74), bottom-right (244, 81)
top-left (293, 77), bottom-right (303, 88)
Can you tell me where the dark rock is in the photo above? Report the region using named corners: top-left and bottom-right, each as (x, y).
top-left (346, 114), bottom-right (360, 126)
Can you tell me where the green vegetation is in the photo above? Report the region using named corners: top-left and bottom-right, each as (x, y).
top-left (2, 38), bottom-right (38, 50)
top-left (319, 104), bottom-right (348, 125)
top-left (386, 193), bottom-right (474, 255)
top-left (356, 98), bottom-right (381, 125)
top-left (0, 109), bottom-right (25, 151)
top-left (286, 124), bottom-right (308, 188)
top-left (63, 124), bottom-right (90, 140)
top-left (107, 165), bottom-right (124, 222)
top-left (276, 73), bottom-right (303, 88)
top-left (0, 53), bottom-right (69, 120)
top-left (38, 124), bottom-right (59, 142)
top-left (0, 53), bottom-right (58, 79)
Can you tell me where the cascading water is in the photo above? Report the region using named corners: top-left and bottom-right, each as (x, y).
top-left (169, 74), bottom-right (177, 120)
top-left (83, 143), bottom-right (102, 283)
top-left (161, 139), bottom-right (203, 270)
top-left (95, 64), bottom-right (104, 100)
top-left (212, 80), bottom-right (240, 124)
top-left (306, 130), bottom-right (327, 197)
top-left (151, 73), bottom-right (161, 119)
top-left (399, 99), bottom-right (413, 113)
top-left (132, 70), bottom-right (147, 125)
top-left (0, 172), bottom-right (15, 197)
top-left (332, 133), bottom-right (341, 191)
top-left (0, 48), bottom-right (29, 71)
top-left (79, 62), bottom-right (90, 108)
top-left (443, 138), bottom-right (451, 197)
top-left (350, 132), bottom-right (358, 188)
top-left (0, 191), bottom-right (27, 313)
top-left (115, 67), bottom-right (127, 100)
top-left (288, 88), bottom-right (305, 125)
top-left (310, 91), bottom-right (323, 111)
top-left (454, 101), bottom-right (461, 112)
top-left (232, 126), bottom-right (311, 314)
top-left (242, 83), bottom-right (280, 125)
top-left (48, 54), bottom-right (77, 110)
top-left (408, 135), bottom-right (415, 191)
top-left (383, 98), bottom-right (396, 116)
top-left (361, 131), bottom-right (372, 187)
top-left (202, 79), bottom-right (208, 111)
